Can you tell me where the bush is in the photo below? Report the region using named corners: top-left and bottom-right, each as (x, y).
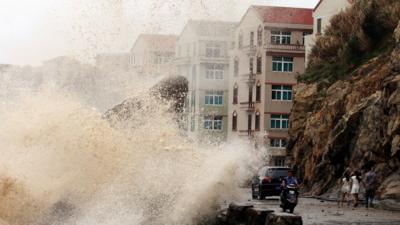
top-left (301, 0), bottom-right (400, 84)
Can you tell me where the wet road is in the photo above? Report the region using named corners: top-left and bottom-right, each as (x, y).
top-left (232, 189), bottom-right (400, 225)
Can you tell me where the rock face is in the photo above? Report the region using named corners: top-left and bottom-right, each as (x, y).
top-left (103, 75), bottom-right (188, 125)
top-left (288, 21), bottom-right (400, 199)
top-left (266, 213), bottom-right (302, 225)
top-left (215, 203), bottom-right (301, 225)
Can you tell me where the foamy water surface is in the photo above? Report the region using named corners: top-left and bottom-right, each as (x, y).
top-left (0, 88), bottom-right (261, 225)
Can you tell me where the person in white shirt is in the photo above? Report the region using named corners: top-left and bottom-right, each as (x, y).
top-left (340, 173), bottom-right (352, 207)
top-left (351, 170), bottom-right (362, 207)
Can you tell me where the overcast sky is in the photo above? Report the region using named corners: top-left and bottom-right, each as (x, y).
top-left (0, 0), bottom-right (319, 66)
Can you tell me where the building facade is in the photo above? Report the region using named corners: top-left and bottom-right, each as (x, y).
top-left (175, 20), bottom-right (237, 142)
top-left (96, 53), bottom-right (131, 73)
top-left (130, 34), bottom-right (178, 77)
top-left (305, 0), bottom-right (353, 66)
top-left (228, 6), bottom-right (313, 166)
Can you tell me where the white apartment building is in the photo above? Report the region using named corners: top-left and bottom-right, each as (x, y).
top-left (305, 0), bottom-right (353, 66)
top-left (228, 6), bottom-right (313, 166)
top-left (96, 53), bottom-right (131, 73)
top-left (130, 34), bottom-right (178, 77)
top-left (175, 20), bottom-right (237, 142)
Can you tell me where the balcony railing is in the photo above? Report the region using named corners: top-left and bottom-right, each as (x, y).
top-left (198, 54), bottom-right (229, 58)
top-left (264, 43), bottom-right (305, 52)
top-left (174, 56), bottom-right (191, 65)
top-left (197, 54), bottom-right (230, 63)
top-left (240, 101), bottom-right (255, 112)
top-left (241, 45), bottom-right (257, 55)
top-left (238, 129), bottom-right (255, 137)
top-left (242, 73), bottom-right (256, 86)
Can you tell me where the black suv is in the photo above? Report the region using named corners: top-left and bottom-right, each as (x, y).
top-left (251, 166), bottom-right (290, 200)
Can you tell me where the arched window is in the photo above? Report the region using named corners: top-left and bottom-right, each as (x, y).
top-left (248, 114), bottom-right (252, 131)
top-left (257, 26), bottom-right (263, 46)
top-left (232, 111), bottom-right (238, 131)
top-left (256, 81), bottom-right (261, 102)
top-left (255, 111), bottom-right (261, 131)
top-left (238, 31), bottom-right (243, 49)
top-left (234, 57), bottom-right (239, 77)
top-left (249, 57), bottom-right (254, 74)
top-left (233, 84), bottom-right (238, 104)
top-left (256, 54), bottom-right (262, 74)
top-left (250, 31), bottom-right (254, 47)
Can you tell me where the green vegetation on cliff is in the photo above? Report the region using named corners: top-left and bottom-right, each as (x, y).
top-left (299, 0), bottom-right (400, 84)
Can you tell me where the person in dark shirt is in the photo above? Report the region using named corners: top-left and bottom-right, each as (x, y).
top-left (280, 169), bottom-right (299, 207)
top-left (364, 165), bottom-right (378, 208)
top-left (282, 170), bottom-right (298, 188)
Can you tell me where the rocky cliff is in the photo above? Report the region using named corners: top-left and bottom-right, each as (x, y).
top-left (289, 0), bottom-right (400, 202)
top-left (103, 75), bottom-right (188, 126)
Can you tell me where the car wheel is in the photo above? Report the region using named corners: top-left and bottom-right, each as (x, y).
top-left (251, 186), bottom-right (256, 199)
top-left (257, 191), bottom-right (264, 200)
top-left (251, 190), bottom-right (257, 199)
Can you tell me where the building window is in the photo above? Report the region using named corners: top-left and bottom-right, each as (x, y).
top-left (272, 57), bottom-right (293, 72)
top-left (271, 31), bottom-right (291, 45)
top-left (272, 85), bottom-right (293, 101)
top-left (233, 85), bottom-right (238, 104)
top-left (255, 112), bottom-right (260, 131)
top-left (303, 32), bottom-right (307, 46)
top-left (270, 138), bottom-right (287, 148)
top-left (232, 112), bottom-right (237, 131)
top-left (206, 64), bottom-right (224, 79)
top-left (274, 156), bottom-right (286, 167)
top-left (191, 117), bottom-right (195, 131)
top-left (206, 42), bottom-right (221, 58)
top-left (249, 57), bottom-right (254, 74)
top-left (256, 83), bottom-right (261, 102)
top-left (250, 31), bottom-right (254, 47)
top-left (248, 114), bottom-right (252, 130)
top-left (257, 26), bottom-right (263, 46)
top-left (239, 31), bottom-right (243, 49)
top-left (204, 115), bottom-right (223, 130)
top-left (271, 114), bottom-right (289, 129)
top-left (248, 87), bottom-right (253, 103)
top-left (317, 18), bottom-right (322, 35)
top-left (205, 90), bottom-right (223, 105)
top-left (191, 91), bottom-right (196, 107)
top-left (256, 56), bottom-right (262, 74)
top-left (234, 58), bottom-right (239, 77)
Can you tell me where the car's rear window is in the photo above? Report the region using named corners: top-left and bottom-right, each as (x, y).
top-left (265, 168), bottom-right (289, 177)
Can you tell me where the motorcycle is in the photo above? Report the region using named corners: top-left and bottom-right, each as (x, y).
top-left (280, 184), bottom-right (298, 213)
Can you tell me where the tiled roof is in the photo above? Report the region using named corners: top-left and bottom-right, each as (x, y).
top-left (137, 34), bottom-right (178, 51)
top-left (187, 20), bottom-right (237, 37)
top-left (252, 6), bottom-right (313, 25)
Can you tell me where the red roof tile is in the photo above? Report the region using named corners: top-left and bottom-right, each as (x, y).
top-left (252, 6), bottom-right (313, 25)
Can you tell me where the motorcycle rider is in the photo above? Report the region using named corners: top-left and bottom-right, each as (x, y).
top-left (281, 170), bottom-right (298, 188)
top-left (280, 169), bottom-right (299, 213)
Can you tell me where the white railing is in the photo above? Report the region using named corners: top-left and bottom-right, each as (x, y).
top-left (264, 43), bottom-right (305, 51)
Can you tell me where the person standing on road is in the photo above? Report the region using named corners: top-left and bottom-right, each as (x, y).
top-left (351, 170), bottom-right (362, 208)
top-left (364, 165), bottom-right (378, 209)
top-left (340, 172), bottom-right (352, 207)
